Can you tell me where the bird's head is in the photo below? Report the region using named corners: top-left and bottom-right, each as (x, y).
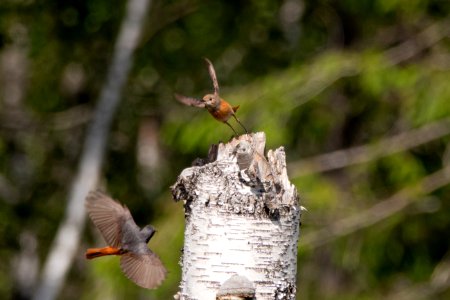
top-left (140, 225), bottom-right (156, 243)
top-left (234, 141), bottom-right (252, 156)
top-left (202, 94), bottom-right (219, 108)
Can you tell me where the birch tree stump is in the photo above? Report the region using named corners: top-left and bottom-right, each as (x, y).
top-left (171, 132), bottom-right (301, 300)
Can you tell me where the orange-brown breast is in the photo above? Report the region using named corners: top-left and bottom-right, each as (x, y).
top-left (207, 99), bottom-right (235, 122)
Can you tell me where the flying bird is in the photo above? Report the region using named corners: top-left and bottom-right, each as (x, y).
top-left (85, 191), bottom-right (166, 289)
top-left (175, 58), bottom-right (248, 135)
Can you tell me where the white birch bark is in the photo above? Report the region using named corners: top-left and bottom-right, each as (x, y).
top-left (172, 132), bottom-right (302, 300)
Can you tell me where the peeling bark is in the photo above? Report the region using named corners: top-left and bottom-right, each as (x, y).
top-left (171, 132), bottom-right (301, 300)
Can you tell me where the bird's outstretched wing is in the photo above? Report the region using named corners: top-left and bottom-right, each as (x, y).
top-left (120, 252), bottom-right (167, 289)
top-left (85, 191), bottom-right (133, 248)
top-left (174, 93), bottom-right (205, 108)
top-left (204, 58), bottom-right (220, 102)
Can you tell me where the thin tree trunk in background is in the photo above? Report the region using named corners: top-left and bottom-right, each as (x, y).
top-left (171, 132), bottom-right (302, 300)
top-left (32, 1), bottom-right (152, 299)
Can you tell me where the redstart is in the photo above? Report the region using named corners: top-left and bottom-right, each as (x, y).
top-left (234, 141), bottom-right (274, 191)
top-left (175, 58), bottom-right (248, 135)
top-left (85, 191), bottom-right (166, 289)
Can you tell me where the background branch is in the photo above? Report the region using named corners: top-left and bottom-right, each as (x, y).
top-left (385, 20), bottom-right (450, 65)
top-left (32, 1), bottom-right (152, 299)
top-left (289, 118), bottom-right (450, 177)
top-left (300, 164), bottom-right (450, 249)
top-left (286, 19), bottom-right (450, 110)
top-left (387, 254), bottom-right (450, 299)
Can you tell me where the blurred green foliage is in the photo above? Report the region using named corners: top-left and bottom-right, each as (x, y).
top-left (1, 0), bottom-right (450, 299)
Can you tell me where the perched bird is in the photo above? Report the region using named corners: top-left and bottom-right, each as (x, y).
top-left (234, 141), bottom-right (279, 214)
top-left (85, 191), bottom-right (166, 289)
top-left (234, 141), bottom-right (254, 171)
top-left (234, 141), bottom-right (274, 189)
top-left (175, 58), bottom-right (248, 135)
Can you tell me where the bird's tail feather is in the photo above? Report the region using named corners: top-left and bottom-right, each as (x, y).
top-left (85, 246), bottom-right (123, 259)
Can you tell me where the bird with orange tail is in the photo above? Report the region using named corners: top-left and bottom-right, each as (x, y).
top-left (175, 58), bottom-right (248, 136)
top-left (85, 191), bottom-right (166, 289)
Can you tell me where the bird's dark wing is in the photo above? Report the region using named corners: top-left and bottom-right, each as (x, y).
top-left (85, 191), bottom-right (133, 248)
top-left (204, 58), bottom-right (220, 102)
top-left (174, 93), bottom-right (205, 108)
top-left (120, 252), bottom-right (167, 289)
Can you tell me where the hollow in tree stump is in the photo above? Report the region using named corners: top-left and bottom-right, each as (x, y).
top-left (171, 132), bottom-right (302, 300)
